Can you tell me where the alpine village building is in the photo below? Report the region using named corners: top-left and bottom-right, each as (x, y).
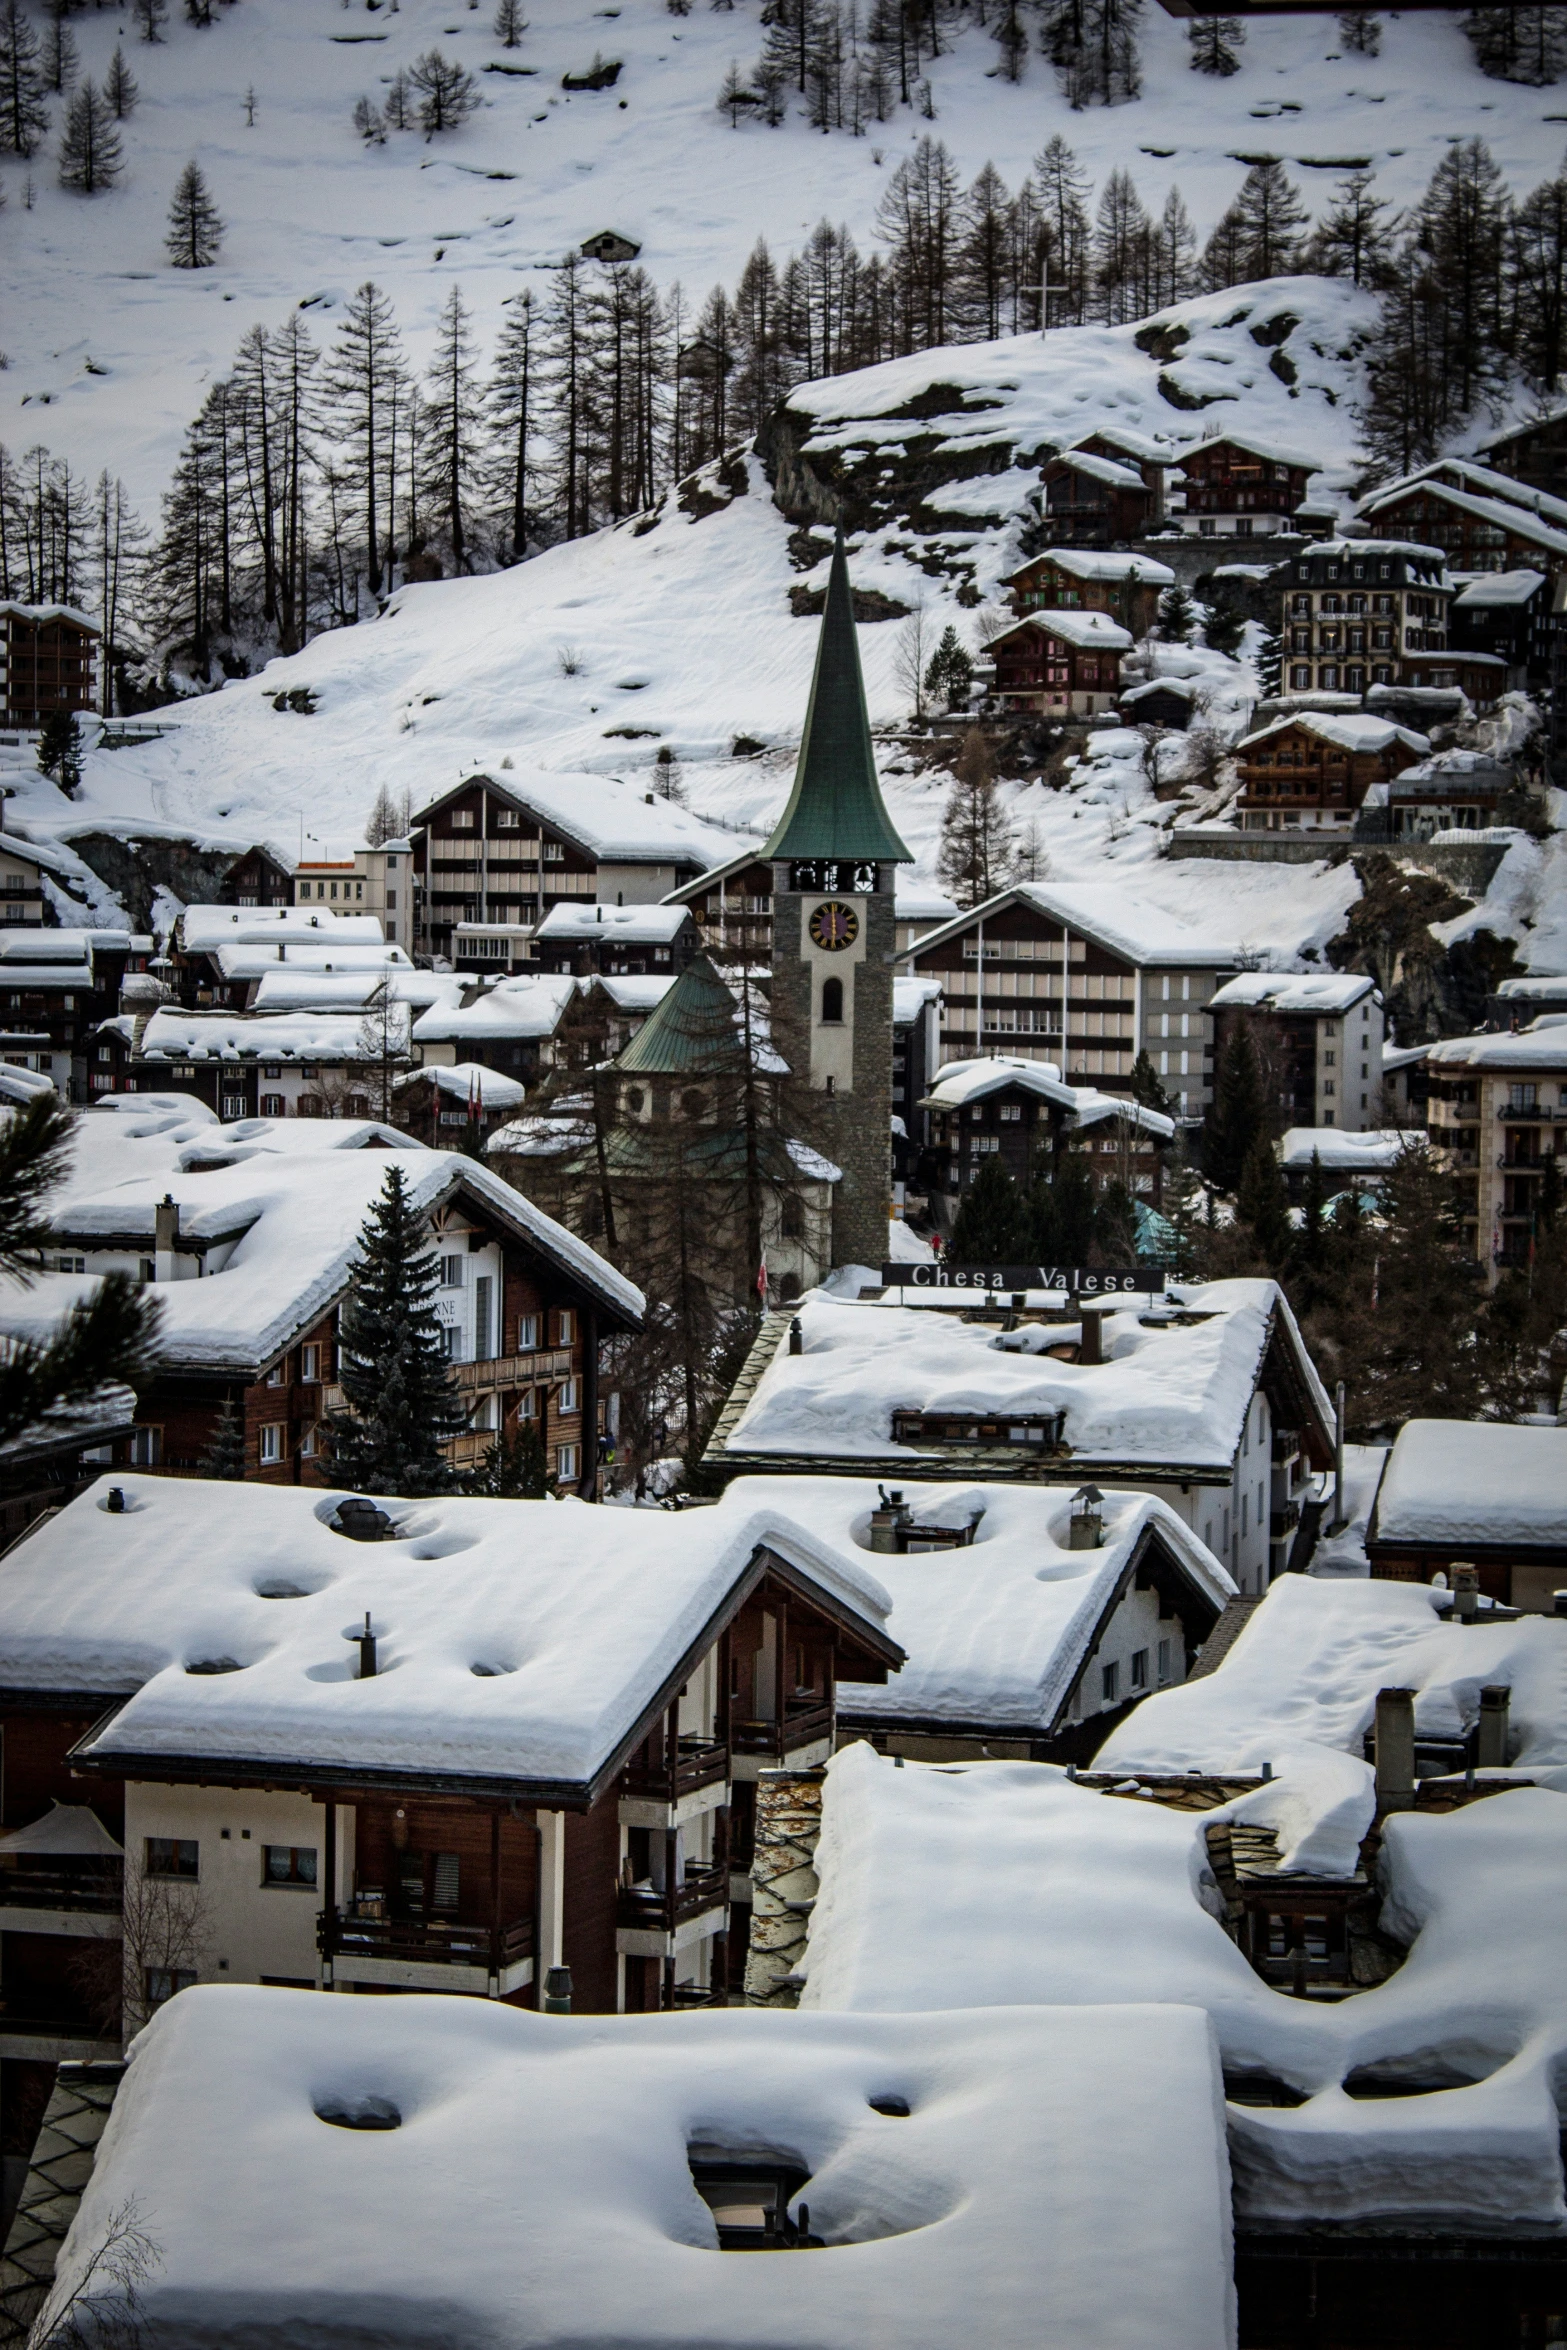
top-left (0, 605), bottom-right (101, 727)
top-left (1272, 539), bottom-right (1504, 704)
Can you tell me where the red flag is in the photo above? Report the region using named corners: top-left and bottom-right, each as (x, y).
top-left (756, 1252), bottom-right (769, 1302)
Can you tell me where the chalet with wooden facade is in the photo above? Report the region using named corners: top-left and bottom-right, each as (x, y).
top-left (408, 773), bottom-right (730, 965)
top-left (1448, 569), bottom-right (1555, 686)
top-left (531, 900), bottom-right (700, 977)
top-left (903, 881), bottom-right (1241, 1118)
top-left (1036, 444), bottom-right (1159, 546)
top-left (705, 1279), bottom-right (1335, 1598)
top-left (1358, 464), bottom-right (1567, 582)
top-left (410, 971), bottom-right (577, 1081)
top-left (1425, 1018), bottom-right (1567, 1279)
top-left (0, 1473), bottom-right (901, 2068)
top-left (1209, 973), bottom-right (1385, 1133)
top-left (916, 1054), bottom-right (1172, 1223)
top-left (390, 1062), bottom-right (526, 1147)
top-left (985, 610), bottom-right (1132, 715)
top-left (1380, 749), bottom-right (1520, 840)
top-left (1365, 1419), bottom-right (1567, 1610)
top-left (1002, 548), bottom-right (1172, 640)
top-left (1480, 408), bottom-right (1567, 505)
top-left (0, 1099), bottom-right (642, 1495)
top-left (1169, 437), bottom-right (1320, 538)
top-left (0, 604), bottom-right (100, 727)
top-left (2, 927), bottom-right (153, 1104)
top-left (1234, 710), bottom-right (1429, 832)
top-left (1275, 538), bottom-right (1452, 698)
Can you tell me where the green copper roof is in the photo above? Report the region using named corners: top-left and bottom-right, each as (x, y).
top-left (614, 953), bottom-right (741, 1076)
top-left (762, 529), bottom-right (912, 865)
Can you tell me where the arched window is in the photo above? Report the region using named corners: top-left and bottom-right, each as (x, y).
top-left (781, 1196), bottom-right (806, 1240)
top-left (777, 1272), bottom-right (802, 1303)
top-left (821, 977), bottom-right (844, 1024)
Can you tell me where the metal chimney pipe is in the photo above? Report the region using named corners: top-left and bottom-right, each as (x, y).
top-left (1374, 1687), bottom-right (1417, 1811)
top-left (1476, 1685), bottom-right (1510, 1769)
top-left (358, 1611), bottom-right (378, 1679)
top-left (1332, 1380), bottom-right (1346, 1531)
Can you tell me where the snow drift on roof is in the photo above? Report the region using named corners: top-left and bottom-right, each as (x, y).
top-left (1278, 1128), bottom-right (1406, 1172)
top-left (1211, 973), bottom-right (1377, 1015)
top-left (180, 906), bottom-right (387, 951)
top-left (1373, 1419), bottom-right (1567, 1548)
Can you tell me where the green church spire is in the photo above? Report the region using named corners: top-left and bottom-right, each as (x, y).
top-left (762, 527), bottom-right (912, 866)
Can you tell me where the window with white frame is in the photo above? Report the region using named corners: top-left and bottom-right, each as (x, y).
top-left (259, 1423), bottom-right (284, 1464)
top-left (440, 1255), bottom-right (464, 1288)
top-left (556, 1442), bottom-right (578, 1482)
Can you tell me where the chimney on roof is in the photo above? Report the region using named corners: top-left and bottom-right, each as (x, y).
top-left (1069, 1484), bottom-right (1104, 1551)
top-left (1452, 1563), bottom-right (1479, 1623)
top-left (1374, 1687), bottom-right (1416, 1811)
top-left (358, 1612), bottom-right (378, 1679)
top-left (1476, 1684), bottom-right (1510, 1769)
top-left (869, 1487), bottom-right (911, 1553)
top-left (1079, 1308), bottom-right (1106, 1367)
top-left (154, 1193), bottom-right (179, 1282)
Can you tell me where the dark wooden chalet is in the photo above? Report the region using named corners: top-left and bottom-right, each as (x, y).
top-left (1171, 438), bottom-right (1320, 537)
top-left (1002, 549), bottom-right (1170, 639)
top-left (986, 611), bottom-right (1131, 716)
top-left (0, 604), bottom-right (100, 727)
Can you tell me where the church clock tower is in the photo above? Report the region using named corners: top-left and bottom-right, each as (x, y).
top-left (764, 529), bottom-right (912, 1272)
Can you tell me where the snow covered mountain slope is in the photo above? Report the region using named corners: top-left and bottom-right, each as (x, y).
top-left (4, 0), bottom-right (1562, 515)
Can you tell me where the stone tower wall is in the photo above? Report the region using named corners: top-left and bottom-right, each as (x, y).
top-left (770, 872), bottom-right (895, 1273)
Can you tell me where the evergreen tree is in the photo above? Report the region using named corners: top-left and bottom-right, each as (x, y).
top-left (488, 286), bottom-right (537, 562)
top-left (1337, 10), bottom-right (1380, 52)
top-left (199, 1396), bottom-right (247, 1479)
top-left (325, 281), bottom-right (403, 597)
top-left (1187, 15), bottom-right (1243, 74)
top-left (1130, 1047), bottom-right (1172, 1114)
top-left (38, 711), bottom-right (83, 793)
top-left (1026, 1149), bottom-right (1098, 1262)
top-left (1254, 619), bottom-right (1282, 697)
top-left (1465, 6), bottom-right (1567, 83)
top-left (1293, 1148), bottom-right (1335, 1313)
top-left (1095, 1177), bottom-right (1141, 1266)
top-left (41, 10), bottom-right (77, 96)
top-left (165, 161), bottom-right (223, 267)
top-left (471, 1419), bottom-right (548, 1497)
top-left (1042, 0), bottom-right (1143, 108)
top-left (1204, 1016), bottom-right (1265, 1192)
top-left (353, 93), bottom-right (386, 143)
top-left (1216, 159), bottom-right (1308, 284)
top-left (1202, 598), bottom-right (1246, 657)
top-left (104, 44), bottom-right (137, 117)
top-left (1307, 167), bottom-right (1397, 287)
top-left (1157, 1142), bottom-right (1208, 1281)
top-left (1362, 138), bottom-right (1511, 474)
top-left (408, 47), bottom-right (479, 134)
top-left (1093, 168), bottom-right (1152, 324)
top-left (1151, 188), bottom-right (1197, 307)
top-left (424, 282), bottom-right (479, 570)
top-left (323, 1166), bottom-right (471, 1496)
top-left (493, 0), bottom-right (526, 45)
top-left (1315, 1140), bottom-right (1483, 1433)
top-left (132, 0), bottom-right (166, 39)
top-left (58, 79), bottom-right (121, 192)
top-left (0, 0), bottom-right (49, 155)
top-left (949, 1159), bottom-right (1026, 1260)
top-left (384, 67), bottom-right (412, 128)
top-left (1031, 134), bottom-right (1093, 324)
top-left (1511, 156), bottom-right (1567, 393)
top-left (1156, 581), bottom-right (1196, 642)
top-left (1237, 1131), bottom-right (1291, 1269)
top-left (718, 58), bottom-right (754, 124)
top-left (937, 728), bottom-right (1017, 907)
top-left (923, 623), bottom-right (974, 711)
top-left (0, 1093), bottom-right (163, 1452)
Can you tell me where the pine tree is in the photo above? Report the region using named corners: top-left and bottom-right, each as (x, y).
top-left (1203, 598), bottom-right (1246, 658)
top-left (471, 1419), bottom-right (548, 1497)
top-left (1026, 1149), bottom-right (1098, 1261)
top-left (1204, 1017), bottom-right (1265, 1192)
top-left (1511, 158), bottom-right (1567, 393)
top-left (1237, 1132), bottom-right (1291, 1269)
top-left (353, 94), bottom-right (386, 143)
top-left (1031, 134), bottom-right (1093, 323)
top-left (923, 624), bottom-right (974, 712)
top-left (1307, 167), bottom-right (1397, 287)
top-left (1337, 10), bottom-right (1380, 52)
top-left (323, 1166), bottom-right (471, 1497)
top-left (1156, 1142), bottom-right (1209, 1281)
top-left (384, 68), bottom-right (412, 128)
top-left (424, 283), bottom-right (479, 570)
top-left (718, 58), bottom-right (754, 123)
top-left (1466, 6), bottom-right (1567, 83)
top-left (1151, 188), bottom-right (1197, 307)
top-left (132, 0), bottom-right (166, 38)
top-left (1042, 0), bottom-right (1143, 108)
top-left (325, 282), bottom-right (403, 598)
top-left (1095, 1177), bottom-right (1140, 1267)
top-left (1223, 159), bottom-right (1308, 283)
top-left (1293, 1148), bottom-right (1336, 1314)
top-left (165, 161), bottom-right (223, 266)
top-left (104, 44), bottom-right (137, 117)
top-left (1157, 581), bottom-right (1196, 642)
top-left (41, 10), bottom-right (77, 96)
top-left (488, 286), bottom-right (536, 562)
top-left (937, 729), bottom-right (1017, 907)
top-left (58, 79), bottom-right (121, 192)
top-left (1254, 620), bottom-right (1282, 697)
top-left (0, 1093), bottom-right (162, 1451)
top-left (949, 1159), bottom-right (1026, 1260)
top-left (408, 48), bottom-right (479, 134)
top-left (1187, 16), bottom-right (1243, 74)
top-left (493, 0), bottom-right (526, 44)
top-left (199, 1396), bottom-right (248, 1479)
top-left (1093, 168), bottom-right (1152, 325)
top-left (1130, 1047), bottom-right (1172, 1113)
top-left (0, 0), bottom-right (49, 155)
top-left (38, 710), bottom-right (83, 791)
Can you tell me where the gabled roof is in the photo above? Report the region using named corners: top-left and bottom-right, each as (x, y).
top-left (906, 881), bottom-right (1239, 973)
top-left (535, 902), bottom-right (692, 944)
top-left (1177, 434), bottom-right (1320, 472)
top-left (1359, 477), bottom-right (1567, 560)
top-left (1008, 548), bottom-right (1175, 588)
top-left (410, 772), bottom-right (739, 870)
top-left (1452, 569), bottom-right (1547, 609)
top-left (992, 611), bottom-right (1133, 653)
top-left (1237, 711), bottom-right (1428, 758)
top-left (1044, 450), bottom-right (1147, 491)
top-left (0, 1474), bottom-right (897, 1803)
top-left (1370, 1418), bottom-right (1567, 1551)
top-left (761, 530), bottom-right (912, 866)
top-left (1212, 973), bottom-right (1377, 1016)
top-left (180, 906), bottom-right (386, 953)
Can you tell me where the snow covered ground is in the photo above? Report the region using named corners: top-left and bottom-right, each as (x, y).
top-left (6, 0), bottom-right (1560, 519)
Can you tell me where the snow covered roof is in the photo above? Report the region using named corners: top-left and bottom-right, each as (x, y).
top-left (0, 1110), bottom-right (642, 1369)
top-left (0, 1064), bottom-right (56, 1105)
top-left (1278, 1128), bottom-right (1407, 1174)
top-left (801, 1575), bottom-right (1567, 2232)
top-left (180, 905), bottom-right (386, 952)
top-left (910, 882), bottom-right (1254, 972)
top-left (1497, 975), bottom-right (1567, 1000)
top-left (250, 968), bottom-right (448, 1013)
top-left (895, 884), bottom-right (962, 921)
top-left (1452, 569), bottom-right (1547, 609)
top-left (713, 1279), bottom-right (1330, 1481)
top-left (1178, 433), bottom-right (1320, 471)
top-left (416, 770), bottom-right (740, 868)
top-left (1006, 548), bottom-right (1175, 588)
top-left (412, 973), bottom-right (577, 1045)
top-left (1211, 973), bottom-right (1377, 1016)
top-left (1427, 1024), bottom-right (1567, 1071)
top-left (43, 1988), bottom-right (1234, 2350)
top-left (123, 1009), bottom-right (411, 1065)
top-left (591, 974), bottom-right (679, 1012)
top-left (1370, 1419), bottom-right (1567, 1550)
top-left (1296, 537), bottom-right (1447, 568)
top-left (0, 951), bottom-right (94, 988)
top-left (1007, 610), bottom-right (1133, 652)
top-left (919, 1055), bottom-right (1174, 1138)
top-left (1239, 712), bottom-right (1429, 757)
top-left (0, 1802), bottom-right (121, 1857)
top-left (1359, 476), bottom-right (1567, 560)
top-left (1378, 458), bottom-right (1567, 532)
top-left (393, 1062), bottom-right (527, 1110)
top-left (719, 1476), bottom-right (1232, 1735)
top-left (0, 599), bottom-right (99, 633)
top-left (535, 903), bottom-right (693, 945)
top-left (1120, 675), bottom-right (1197, 707)
top-left (892, 976), bottom-right (942, 1024)
top-left (1383, 1042), bottom-right (1430, 1071)
top-left (1045, 448), bottom-right (1146, 490)
top-left (0, 1473), bottom-right (892, 1794)
top-left (212, 944), bottom-right (413, 983)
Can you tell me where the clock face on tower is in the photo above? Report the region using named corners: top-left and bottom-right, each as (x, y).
top-left (808, 900), bottom-right (859, 953)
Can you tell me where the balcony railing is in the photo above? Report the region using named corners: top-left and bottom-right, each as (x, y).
top-left (616, 1861), bottom-right (729, 1936)
top-left (621, 1737), bottom-right (729, 1806)
top-left (1270, 1501), bottom-right (1302, 1540)
top-left (731, 1699), bottom-right (835, 1761)
top-left (454, 1348), bottom-right (573, 1391)
top-left (0, 1859), bottom-right (123, 1915)
top-left (1270, 1428), bottom-right (1301, 1464)
top-left (318, 1908), bottom-right (534, 1973)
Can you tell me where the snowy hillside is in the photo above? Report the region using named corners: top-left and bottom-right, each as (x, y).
top-left (6, 0), bottom-right (1565, 514)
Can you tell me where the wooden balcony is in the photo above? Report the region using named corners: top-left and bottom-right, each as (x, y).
top-left (0, 1860), bottom-right (122, 1918)
top-left (621, 1737), bottom-right (729, 1807)
top-left (454, 1348), bottom-right (573, 1392)
top-left (318, 1907), bottom-right (534, 1985)
top-left (616, 1861), bottom-right (728, 1938)
top-left (731, 1699), bottom-right (835, 1763)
